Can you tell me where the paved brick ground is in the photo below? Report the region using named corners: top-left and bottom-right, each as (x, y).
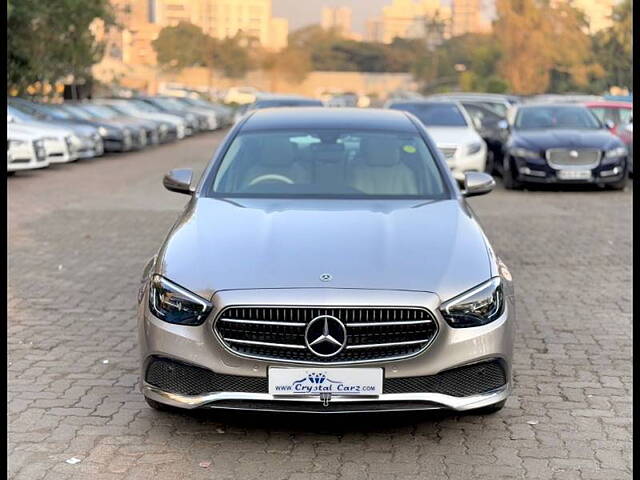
top-left (8, 131), bottom-right (632, 479)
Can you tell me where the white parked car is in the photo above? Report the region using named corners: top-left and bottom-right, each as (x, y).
top-left (224, 86), bottom-right (260, 105)
top-left (387, 100), bottom-right (487, 181)
top-left (7, 117), bottom-right (78, 164)
top-left (7, 125), bottom-right (50, 172)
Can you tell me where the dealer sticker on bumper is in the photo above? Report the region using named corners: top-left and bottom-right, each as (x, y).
top-left (269, 368), bottom-right (383, 396)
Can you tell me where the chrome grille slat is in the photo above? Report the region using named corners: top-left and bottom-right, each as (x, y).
top-left (214, 306), bottom-right (438, 364)
top-left (546, 148), bottom-right (601, 168)
top-left (225, 338), bottom-right (307, 349)
top-left (346, 339), bottom-right (428, 349)
top-left (220, 318), bottom-right (306, 327)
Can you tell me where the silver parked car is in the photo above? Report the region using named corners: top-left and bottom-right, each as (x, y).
top-left (138, 108), bottom-right (515, 414)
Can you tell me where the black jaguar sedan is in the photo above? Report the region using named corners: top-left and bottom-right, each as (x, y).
top-left (502, 104), bottom-right (628, 190)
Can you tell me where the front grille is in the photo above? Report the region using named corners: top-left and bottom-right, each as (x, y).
top-left (438, 146), bottom-right (458, 160)
top-left (546, 148), bottom-right (601, 167)
top-left (214, 307), bottom-right (438, 364)
top-left (32, 140), bottom-right (46, 161)
top-left (145, 357), bottom-right (506, 398)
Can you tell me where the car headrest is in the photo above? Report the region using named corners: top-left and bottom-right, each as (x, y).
top-left (310, 143), bottom-right (345, 163)
top-left (361, 137), bottom-right (401, 167)
top-left (259, 137), bottom-right (296, 166)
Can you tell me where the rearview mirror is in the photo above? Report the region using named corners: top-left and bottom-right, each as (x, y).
top-left (163, 168), bottom-right (194, 195)
top-left (462, 172), bottom-right (495, 197)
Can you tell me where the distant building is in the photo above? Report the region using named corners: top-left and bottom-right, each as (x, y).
top-left (365, 0), bottom-right (452, 44)
top-left (451, 0), bottom-right (491, 37)
top-left (269, 17), bottom-right (289, 51)
top-left (151, 0), bottom-right (287, 50)
top-left (553, 0), bottom-right (615, 32)
top-left (322, 6), bottom-right (353, 36)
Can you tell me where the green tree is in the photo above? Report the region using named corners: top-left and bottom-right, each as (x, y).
top-left (152, 21), bottom-right (210, 70)
top-left (592, 0), bottom-right (632, 91)
top-left (8, 0), bottom-right (115, 95)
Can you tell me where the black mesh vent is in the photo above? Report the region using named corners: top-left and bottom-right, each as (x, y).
top-left (145, 357), bottom-right (506, 398)
top-left (145, 357), bottom-right (267, 395)
top-left (384, 360), bottom-right (507, 397)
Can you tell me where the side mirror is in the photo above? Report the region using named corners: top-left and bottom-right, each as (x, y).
top-left (604, 119), bottom-right (616, 130)
top-left (163, 168), bottom-right (194, 195)
top-left (462, 171), bottom-right (495, 198)
top-left (497, 119), bottom-right (509, 131)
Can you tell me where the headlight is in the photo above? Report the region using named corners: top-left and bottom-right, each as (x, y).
top-left (467, 142), bottom-right (483, 155)
top-left (148, 275), bottom-right (212, 326)
top-left (605, 146), bottom-right (628, 158)
top-left (510, 147), bottom-right (540, 159)
top-left (98, 126), bottom-right (108, 137)
top-left (440, 278), bottom-right (504, 328)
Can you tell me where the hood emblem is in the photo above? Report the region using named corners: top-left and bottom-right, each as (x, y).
top-left (305, 315), bottom-right (347, 357)
top-left (569, 150), bottom-right (579, 158)
top-left (319, 273), bottom-right (333, 282)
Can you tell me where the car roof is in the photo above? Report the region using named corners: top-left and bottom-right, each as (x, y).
top-left (583, 101), bottom-right (632, 108)
top-left (515, 102), bottom-right (591, 109)
top-left (241, 107), bottom-right (417, 132)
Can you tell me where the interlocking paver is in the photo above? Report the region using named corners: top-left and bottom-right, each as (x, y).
top-left (8, 131), bottom-right (632, 479)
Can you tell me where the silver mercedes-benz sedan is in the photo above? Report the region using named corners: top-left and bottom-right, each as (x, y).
top-left (138, 108), bottom-right (515, 414)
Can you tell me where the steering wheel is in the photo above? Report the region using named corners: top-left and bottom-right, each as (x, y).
top-left (248, 174), bottom-right (294, 186)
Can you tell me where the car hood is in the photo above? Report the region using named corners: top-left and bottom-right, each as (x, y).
top-left (511, 129), bottom-right (622, 150)
top-left (424, 127), bottom-right (481, 146)
top-left (9, 121), bottom-right (73, 137)
top-left (157, 198), bottom-right (493, 302)
top-left (49, 120), bottom-right (97, 136)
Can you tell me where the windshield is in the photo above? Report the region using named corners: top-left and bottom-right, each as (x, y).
top-left (78, 104), bottom-right (118, 119)
top-left (130, 100), bottom-right (161, 113)
top-left (208, 129), bottom-right (448, 199)
top-left (106, 102), bottom-right (139, 115)
top-left (43, 106), bottom-right (73, 120)
top-left (149, 98), bottom-right (184, 111)
top-left (389, 103), bottom-right (468, 127)
top-left (60, 105), bottom-right (94, 121)
top-left (515, 106), bottom-right (601, 130)
top-left (8, 106), bottom-right (36, 122)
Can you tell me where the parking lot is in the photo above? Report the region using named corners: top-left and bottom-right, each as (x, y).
top-left (8, 130), bottom-right (632, 480)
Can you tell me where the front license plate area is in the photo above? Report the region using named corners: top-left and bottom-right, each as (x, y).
top-left (557, 169), bottom-right (592, 180)
top-left (269, 368), bottom-right (383, 396)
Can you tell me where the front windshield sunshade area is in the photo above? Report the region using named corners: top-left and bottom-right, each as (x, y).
top-left (515, 106), bottom-right (601, 130)
top-left (209, 130), bottom-right (448, 198)
top-left (390, 103), bottom-right (468, 127)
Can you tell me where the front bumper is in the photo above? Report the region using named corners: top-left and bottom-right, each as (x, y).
top-left (511, 155), bottom-right (627, 185)
top-left (138, 288), bottom-right (515, 412)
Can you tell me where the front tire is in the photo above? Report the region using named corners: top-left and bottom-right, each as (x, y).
top-left (502, 156), bottom-right (522, 190)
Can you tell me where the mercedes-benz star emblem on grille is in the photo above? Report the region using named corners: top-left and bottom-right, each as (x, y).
top-left (305, 315), bottom-right (347, 358)
top-left (570, 150), bottom-right (579, 158)
top-left (319, 273), bottom-right (333, 282)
